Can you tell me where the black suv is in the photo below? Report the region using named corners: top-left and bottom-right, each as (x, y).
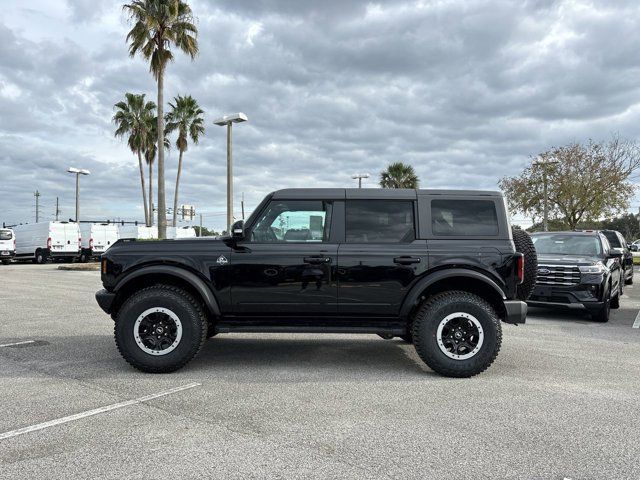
top-left (96, 189), bottom-right (534, 377)
top-left (600, 230), bottom-right (634, 285)
top-left (528, 231), bottom-right (624, 322)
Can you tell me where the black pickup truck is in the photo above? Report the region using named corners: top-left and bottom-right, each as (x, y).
top-left (96, 188), bottom-right (536, 377)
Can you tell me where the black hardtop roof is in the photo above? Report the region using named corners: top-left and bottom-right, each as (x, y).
top-left (271, 188), bottom-right (503, 200)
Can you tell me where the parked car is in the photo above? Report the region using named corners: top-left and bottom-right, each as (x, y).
top-left (118, 225), bottom-right (158, 240)
top-left (13, 221), bottom-right (81, 264)
top-left (79, 223), bottom-right (119, 262)
top-left (600, 229), bottom-right (634, 284)
top-left (96, 188), bottom-right (536, 378)
top-left (629, 239), bottom-right (640, 252)
top-left (528, 231), bottom-right (623, 322)
top-left (0, 228), bottom-right (15, 265)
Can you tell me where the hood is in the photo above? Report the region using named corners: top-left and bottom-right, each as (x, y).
top-left (536, 253), bottom-right (602, 266)
top-left (104, 237), bottom-right (230, 259)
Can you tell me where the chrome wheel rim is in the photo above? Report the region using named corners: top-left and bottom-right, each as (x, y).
top-left (436, 312), bottom-right (484, 360)
top-left (133, 307), bottom-right (183, 356)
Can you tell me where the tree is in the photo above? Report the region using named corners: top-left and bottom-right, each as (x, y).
top-left (143, 116), bottom-right (170, 226)
top-left (379, 162), bottom-right (419, 188)
top-left (500, 137), bottom-right (640, 230)
top-left (124, 0), bottom-right (198, 239)
top-left (113, 92), bottom-right (156, 226)
top-left (165, 95), bottom-right (204, 227)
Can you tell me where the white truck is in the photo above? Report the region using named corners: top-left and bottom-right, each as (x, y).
top-left (0, 228), bottom-right (15, 265)
top-left (79, 223), bottom-right (119, 262)
top-left (13, 222), bottom-right (81, 264)
top-left (118, 225), bottom-right (158, 240)
top-left (167, 226), bottom-right (197, 239)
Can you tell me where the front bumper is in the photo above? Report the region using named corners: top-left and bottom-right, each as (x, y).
top-left (95, 289), bottom-right (116, 314)
top-left (504, 300), bottom-right (527, 324)
top-left (528, 283), bottom-right (602, 309)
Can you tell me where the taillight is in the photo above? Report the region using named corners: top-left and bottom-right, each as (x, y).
top-left (47, 237), bottom-right (51, 249)
top-left (516, 254), bottom-right (524, 285)
top-left (89, 238), bottom-right (94, 249)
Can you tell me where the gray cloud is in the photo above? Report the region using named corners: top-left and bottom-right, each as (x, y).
top-left (2, 0), bottom-right (640, 230)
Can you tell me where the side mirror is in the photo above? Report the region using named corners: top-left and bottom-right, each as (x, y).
top-left (609, 251), bottom-right (623, 259)
top-left (231, 220), bottom-right (245, 240)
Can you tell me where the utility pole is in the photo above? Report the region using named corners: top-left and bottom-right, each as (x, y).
top-left (241, 192), bottom-right (245, 220)
top-left (34, 190), bottom-right (41, 223)
top-left (351, 173), bottom-right (370, 188)
top-left (55, 197), bottom-right (60, 221)
top-left (199, 213), bottom-right (203, 237)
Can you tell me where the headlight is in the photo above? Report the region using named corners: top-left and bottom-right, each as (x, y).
top-left (579, 263), bottom-right (606, 274)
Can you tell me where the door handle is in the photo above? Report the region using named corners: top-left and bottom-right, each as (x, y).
top-left (304, 256), bottom-right (331, 264)
top-left (394, 256), bottom-right (421, 265)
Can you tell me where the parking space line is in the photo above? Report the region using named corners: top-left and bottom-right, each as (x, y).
top-left (633, 311), bottom-right (640, 329)
top-left (0, 382), bottom-right (201, 441)
top-left (0, 340), bottom-right (35, 348)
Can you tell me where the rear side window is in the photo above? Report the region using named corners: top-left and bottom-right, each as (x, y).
top-left (346, 200), bottom-right (415, 243)
top-left (602, 231), bottom-right (621, 248)
top-left (0, 230), bottom-right (12, 240)
top-left (431, 200), bottom-right (498, 236)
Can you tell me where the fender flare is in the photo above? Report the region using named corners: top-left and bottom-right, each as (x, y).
top-left (400, 268), bottom-right (506, 318)
top-left (114, 265), bottom-right (221, 316)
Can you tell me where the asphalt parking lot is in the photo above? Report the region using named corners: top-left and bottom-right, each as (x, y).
top-left (0, 264), bottom-right (639, 479)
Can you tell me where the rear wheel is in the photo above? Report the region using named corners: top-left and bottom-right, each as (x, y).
top-left (512, 228), bottom-right (537, 301)
top-left (412, 291), bottom-right (502, 377)
top-left (33, 249), bottom-right (47, 264)
top-left (115, 285), bottom-right (208, 373)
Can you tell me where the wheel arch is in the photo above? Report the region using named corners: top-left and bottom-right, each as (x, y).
top-left (401, 269), bottom-right (507, 322)
top-left (111, 265), bottom-right (221, 319)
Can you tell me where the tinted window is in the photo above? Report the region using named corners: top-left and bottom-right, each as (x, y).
top-left (431, 200), bottom-right (498, 236)
top-left (602, 231), bottom-right (621, 248)
top-left (346, 200), bottom-right (415, 243)
top-left (532, 234), bottom-right (602, 256)
top-left (250, 200), bottom-right (332, 243)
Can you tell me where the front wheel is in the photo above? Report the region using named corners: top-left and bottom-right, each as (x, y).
top-left (115, 285), bottom-right (208, 373)
top-left (412, 291), bottom-right (502, 378)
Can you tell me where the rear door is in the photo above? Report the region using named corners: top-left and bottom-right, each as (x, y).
top-left (64, 224), bottom-right (80, 253)
top-left (0, 229), bottom-right (13, 255)
top-left (337, 195), bottom-right (428, 317)
top-left (230, 198), bottom-right (339, 315)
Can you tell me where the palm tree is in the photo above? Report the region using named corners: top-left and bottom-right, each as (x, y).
top-left (165, 95), bottom-right (205, 227)
top-left (143, 116), bottom-right (170, 226)
top-left (113, 93), bottom-right (157, 225)
top-left (124, 0), bottom-right (198, 239)
top-left (379, 162), bottom-right (420, 189)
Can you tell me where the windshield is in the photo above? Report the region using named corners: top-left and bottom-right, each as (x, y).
top-left (601, 231), bottom-right (621, 248)
top-left (0, 230), bottom-right (12, 241)
top-left (532, 234), bottom-right (602, 256)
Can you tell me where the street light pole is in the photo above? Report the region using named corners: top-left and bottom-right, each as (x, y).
top-left (213, 113), bottom-right (248, 233)
top-left (67, 167), bottom-right (90, 222)
top-left (351, 173), bottom-right (370, 188)
top-left (532, 159), bottom-right (559, 232)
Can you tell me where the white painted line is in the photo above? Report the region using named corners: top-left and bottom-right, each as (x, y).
top-left (633, 311), bottom-right (640, 329)
top-left (0, 382), bottom-right (201, 441)
top-left (0, 340), bottom-right (35, 348)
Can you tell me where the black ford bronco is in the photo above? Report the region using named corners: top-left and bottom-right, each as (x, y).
top-left (96, 189), bottom-right (536, 377)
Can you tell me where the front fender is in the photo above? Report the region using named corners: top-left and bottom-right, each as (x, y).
top-left (113, 264), bottom-right (221, 316)
top-left (400, 268), bottom-right (506, 319)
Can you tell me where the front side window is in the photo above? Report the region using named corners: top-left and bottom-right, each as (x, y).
top-left (346, 200), bottom-right (415, 243)
top-left (250, 200), bottom-right (332, 243)
top-left (431, 200), bottom-right (499, 236)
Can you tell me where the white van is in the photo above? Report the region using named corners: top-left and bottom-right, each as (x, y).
top-left (118, 225), bottom-right (158, 240)
top-left (79, 223), bottom-right (119, 262)
top-left (14, 222), bottom-right (81, 264)
top-left (167, 226), bottom-right (197, 239)
top-left (0, 228), bottom-right (15, 265)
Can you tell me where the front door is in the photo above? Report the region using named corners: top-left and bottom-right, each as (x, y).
top-left (337, 199), bottom-right (428, 316)
top-left (230, 199), bottom-right (338, 315)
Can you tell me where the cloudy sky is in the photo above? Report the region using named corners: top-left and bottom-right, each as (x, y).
top-left (2, 0), bottom-right (640, 230)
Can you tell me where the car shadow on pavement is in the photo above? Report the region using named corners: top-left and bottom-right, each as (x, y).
top-left (526, 306), bottom-right (596, 324)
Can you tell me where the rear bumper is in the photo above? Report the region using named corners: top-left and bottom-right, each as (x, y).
top-left (95, 289), bottom-right (116, 314)
top-left (504, 300), bottom-right (527, 324)
top-left (0, 250), bottom-right (15, 259)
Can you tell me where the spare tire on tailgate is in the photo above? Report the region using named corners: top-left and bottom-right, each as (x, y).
top-left (512, 228), bottom-right (537, 301)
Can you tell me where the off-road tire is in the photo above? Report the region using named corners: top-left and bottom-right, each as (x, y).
top-left (512, 228), bottom-right (537, 301)
top-left (115, 285), bottom-right (208, 373)
top-left (399, 332), bottom-right (413, 344)
top-left (412, 291), bottom-right (502, 378)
